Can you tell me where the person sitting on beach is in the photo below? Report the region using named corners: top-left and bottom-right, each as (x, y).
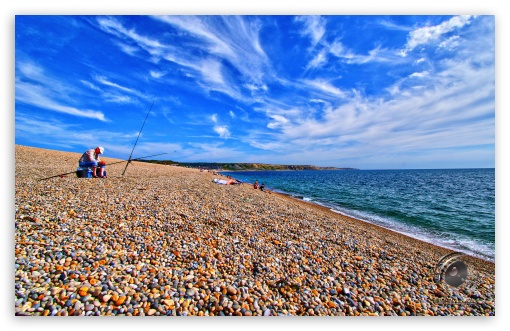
top-left (260, 183), bottom-right (265, 191)
top-left (254, 180), bottom-right (259, 189)
top-left (79, 146), bottom-right (105, 178)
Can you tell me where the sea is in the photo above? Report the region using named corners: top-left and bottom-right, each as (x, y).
top-left (220, 168), bottom-right (495, 262)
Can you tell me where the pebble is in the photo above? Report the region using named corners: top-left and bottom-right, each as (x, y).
top-left (14, 145), bottom-right (496, 316)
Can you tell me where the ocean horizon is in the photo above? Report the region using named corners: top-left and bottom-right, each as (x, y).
top-left (221, 168), bottom-right (495, 262)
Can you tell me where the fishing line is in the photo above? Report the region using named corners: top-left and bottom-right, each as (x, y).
top-left (122, 100), bottom-right (155, 176)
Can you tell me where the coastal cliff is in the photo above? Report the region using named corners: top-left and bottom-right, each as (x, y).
top-left (140, 160), bottom-right (357, 171)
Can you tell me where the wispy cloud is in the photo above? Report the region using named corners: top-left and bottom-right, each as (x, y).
top-left (306, 36), bottom-right (398, 70)
top-left (303, 79), bottom-right (346, 98)
top-left (246, 21), bottom-right (494, 167)
top-left (197, 59), bottom-right (225, 85)
top-left (98, 16), bottom-right (271, 101)
top-left (280, 83), bottom-right (491, 162)
top-left (306, 49), bottom-right (328, 69)
top-left (14, 82), bottom-right (67, 114)
top-left (98, 17), bottom-right (165, 52)
top-left (16, 62), bottom-right (107, 121)
top-left (377, 18), bottom-right (414, 32)
top-left (16, 110), bottom-right (181, 159)
top-left (151, 16), bottom-right (272, 99)
top-left (401, 15), bottom-right (474, 55)
top-left (295, 16), bottom-right (326, 48)
top-left (438, 35), bottom-right (461, 50)
top-left (116, 42), bottom-right (139, 56)
top-left (16, 113), bottom-right (111, 150)
top-left (93, 75), bottom-right (150, 100)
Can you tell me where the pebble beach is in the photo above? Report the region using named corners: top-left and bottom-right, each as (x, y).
top-left (14, 145), bottom-right (496, 316)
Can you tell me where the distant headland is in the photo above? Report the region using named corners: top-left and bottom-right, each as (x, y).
top-left (138, 160), bottom-right (358, 171)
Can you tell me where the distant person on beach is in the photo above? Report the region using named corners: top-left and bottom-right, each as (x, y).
top-left (79, 146), bottom-right (105, 178)
top-left (260, 183), bottom-right (265, 191)
top-left (213, 178), bottom-right (240, 185)
top-left (254, 180), bottom-right (259, 189)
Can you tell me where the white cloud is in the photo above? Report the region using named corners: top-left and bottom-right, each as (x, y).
top-left (18, 61), bottom-right (45, 79)
top-left (116, 42), bottom-right (139, 56)
top-left (98, 16), bottom-right (234, 96)
top-left (438, 35), bottom-right (461, 50)
top-left (98, 17), bottom-right (164, 51)
top-left (91, 75), bottom-right (151, 102)
top-left (16, 114), bottom-right (116, 151)
top-left (295, 16), bottom-right (326, 47)
top-left (153, 16), bottom-right (270, 96)
top-left (267, 114), bottom-right (289, 129)
top-left (248, 140), bottom-right (286, 151)
top-left (198, 59), bottom-right (225, 85)
top-left (250, 41), bottom-right (494, 167)
top-left (328, 40), bottom-right (395, 65)
top-left (80, 80), bottom-right (101, 91)
top-left (150, 70), bottom-right (166, 78)
top-left (409, 71), bottom-right (429, 78)
top-left (80, 80), bottom-right (135, 104)
top-left (403, 15), bottom-right (473, 54)
top-left (93, 75), bottom-right (135, 93)
top-left (329, 40), bottom-right (347, 57)
top-left (214, 125), bottom-right (230, 138)
top-left (155, 16), bottom-right (235, 59)
top-left (306, 49), bottom-right (328, 69)
top-left (303, 79), bottom-right (346, 98)
top-left (102, 93), bottom-right (134, 104)
top-left (16, 62), bottom-right (107, 121)
top-left (210, 113), bottom-right (230, 138)
top-left (310, 99), bottom-right (327, 104)
top-left (245, 83), bottom-right (268, 93)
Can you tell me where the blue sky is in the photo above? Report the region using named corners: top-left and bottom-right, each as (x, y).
top-left (14, 14), bottom-right (495, 169)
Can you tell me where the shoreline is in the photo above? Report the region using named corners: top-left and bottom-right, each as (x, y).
top-left (270, 189), bottom-right (494, 272)
top-left (225, 175), bottom-right (494, 266)
top-left (15, 145), bottom-right (495, 316)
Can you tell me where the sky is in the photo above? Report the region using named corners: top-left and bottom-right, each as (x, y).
top-left (14, 14), bottom-right (495, 170)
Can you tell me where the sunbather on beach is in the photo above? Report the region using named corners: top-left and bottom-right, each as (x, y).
top-left (213, 178), bottom-right (240, 185)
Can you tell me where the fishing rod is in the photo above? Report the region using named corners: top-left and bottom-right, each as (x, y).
top-left (122, 101), bottom-right (154, 176)
top-left (37, 152), bottom-right (168, 181)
